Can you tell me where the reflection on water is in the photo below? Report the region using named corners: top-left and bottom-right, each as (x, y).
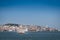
top-left (0, 32), bottom-right (60, 40)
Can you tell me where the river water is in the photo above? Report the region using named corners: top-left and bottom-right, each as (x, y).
top-left (0, 32), bottom-right (60, 40)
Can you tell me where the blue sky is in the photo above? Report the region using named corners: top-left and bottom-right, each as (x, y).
top-left (0, 0), bottom-right (60, 29)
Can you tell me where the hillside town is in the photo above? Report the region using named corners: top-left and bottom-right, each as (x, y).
top-left (0, 23), bottom-right (59, 34)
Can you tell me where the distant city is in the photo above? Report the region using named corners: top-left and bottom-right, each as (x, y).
top-left (0, 23), bottom-right (59, 34)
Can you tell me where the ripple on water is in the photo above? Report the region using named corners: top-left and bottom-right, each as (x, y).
top-left (0, 32), bottom-right (60, 40)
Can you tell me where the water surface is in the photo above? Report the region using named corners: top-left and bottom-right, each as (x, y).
top-left (0, 32), bottom-right (60, 40)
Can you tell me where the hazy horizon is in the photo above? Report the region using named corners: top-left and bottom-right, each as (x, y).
top-left (0, 0), bottom-right (60, 29)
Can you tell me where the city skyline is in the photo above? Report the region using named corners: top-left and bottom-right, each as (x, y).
top-left (0, 0), bottom-right (60, 30)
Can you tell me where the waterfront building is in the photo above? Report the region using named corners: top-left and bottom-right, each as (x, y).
top-left (8, 26), bottom-right (16, 32)
top-left (16, 25), bottom-right (28, 33)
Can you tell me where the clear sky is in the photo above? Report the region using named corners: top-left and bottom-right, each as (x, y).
top-left (0, 0), bottom-right (60, 29)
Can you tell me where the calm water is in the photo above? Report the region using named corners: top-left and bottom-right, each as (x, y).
top-left (0, 32), bottom-right (60, 40)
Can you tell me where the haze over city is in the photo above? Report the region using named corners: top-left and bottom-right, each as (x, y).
top-left (0, 0), bottom-right (60, 30)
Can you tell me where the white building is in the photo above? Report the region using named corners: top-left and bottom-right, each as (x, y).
top-left (16, 25), bottom-right (28, 33)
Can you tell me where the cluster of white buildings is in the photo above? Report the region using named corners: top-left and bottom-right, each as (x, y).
top-left (0, 23), bottom-right (59, 34)
top-left (0, 24), bottom-right (28, 33)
